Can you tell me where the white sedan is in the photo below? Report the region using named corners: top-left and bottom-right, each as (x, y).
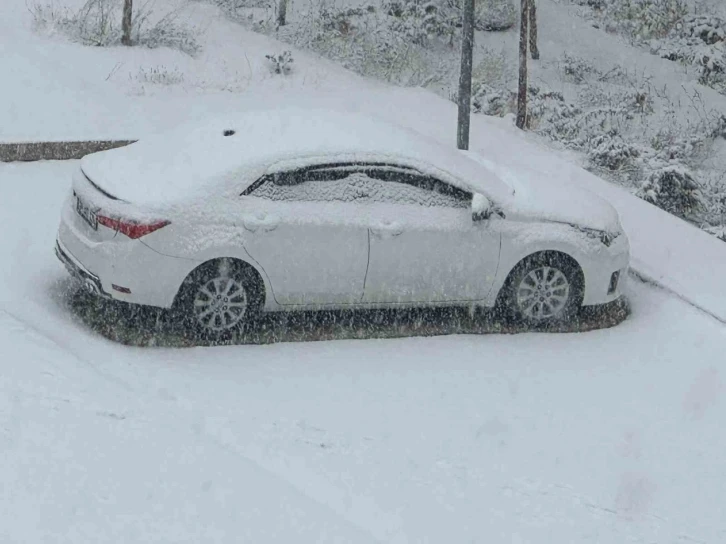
top-left (55, 109), bottom-right (629, 338)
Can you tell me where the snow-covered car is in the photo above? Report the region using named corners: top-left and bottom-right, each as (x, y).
top-left (55, 109), bottom-right (629, 338)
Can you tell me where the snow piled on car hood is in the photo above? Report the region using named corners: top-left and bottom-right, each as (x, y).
top-left (463, 151), bottom-right (622, 233)
top-left (80, 108), bottom-right (513, 208)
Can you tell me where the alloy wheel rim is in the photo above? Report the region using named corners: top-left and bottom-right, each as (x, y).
top-left (193, 276), bottom-right (248, 332)
top-left (516, 266), bottom-right (570, 320)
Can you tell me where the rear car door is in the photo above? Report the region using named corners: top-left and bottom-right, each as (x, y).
top-left (239, 166), bottom-right (370, 306)
top-left (359, 168), bottom-right (501, 304)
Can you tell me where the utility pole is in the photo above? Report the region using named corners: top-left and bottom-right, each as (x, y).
top-left (457, 0), bottom-right (475, 150)
top-left (516, 0), bottom-right (529, 130)
top-left (121, 0), bottom-right (133, 46)
top-left (529, 0), bottom-right (539, 60)
top-left (277, 0), bottom-right (287, 26)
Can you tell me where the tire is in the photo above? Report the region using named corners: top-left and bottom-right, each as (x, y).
top-left (499, 252), bottom-right (584, 326)
top-left (175, 259), bottom-right (263, 340)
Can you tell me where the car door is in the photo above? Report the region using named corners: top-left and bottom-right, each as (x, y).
top-left (360, 169), bottom-right (501, 304)
top-left (238, 167), bottom-right (370, 306)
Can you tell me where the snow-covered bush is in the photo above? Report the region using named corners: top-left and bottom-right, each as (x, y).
top-left (467, 48), bottom-right (515, 115)
top-left (30, 0), bottom-right (201, 55)
top-left (525, 86), bottom-right (583, 137)
top-left (471, 84), bottom-right (513, 116)
top-left (265, 50), bottom-right (294, 74)
top-left (638, 164), bottom-right (703, 216)
top-left (653, 16), bottom-right (726, 92)
top-left (595, 0), bottom-right (689, 41)
top-left (587, 133), bottom-right (642, 172)
top-left (275, 3), bottom-right (455, 87)
top-left (559, 53), bottom-right (599, 84)
top-left (473, 0), bottom-right (517, 31)
top-left (385, 0), bottom-right (457, 45)
top-left (134, 65), bottom-right (185, 85)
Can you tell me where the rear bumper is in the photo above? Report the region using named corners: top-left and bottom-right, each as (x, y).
top-left (55, 238), bottom-right (111, 298)
top-left (56, 198), bottom-right (193, 309)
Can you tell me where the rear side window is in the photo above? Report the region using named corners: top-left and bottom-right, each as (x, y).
top-left (247, 165), bottom-right (471, 209)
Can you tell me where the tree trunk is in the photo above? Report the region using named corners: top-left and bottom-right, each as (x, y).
top-left (121, 0), bottom-right (133, 46)
top-left (277, 0), bottom-right (287, 26)
top-left (516, 0), bottom-right (529, 130)
top-left (529, 0), bottom-right (539, 60)
top-left (456, 0), bottom-right (475, 150)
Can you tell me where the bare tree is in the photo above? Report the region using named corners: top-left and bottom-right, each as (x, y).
top-left (121, 0), bottom-right (133, 46)
top-left (529, 0), bottom-right (539, 60)
top-left (516, 0), bottom-right (529, 129)
top-left (457, 0), bottom-right (476, 150)
top-left (277, 0), bottom-right (287, 26)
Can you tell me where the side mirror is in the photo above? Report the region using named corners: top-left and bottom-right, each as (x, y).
top-left (472, 193), bottom-right (492, 222)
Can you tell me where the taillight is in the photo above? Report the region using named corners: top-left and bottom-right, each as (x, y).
top-left (96, 215), bottom-right (170, 239)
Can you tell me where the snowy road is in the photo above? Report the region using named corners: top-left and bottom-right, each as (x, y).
top-left (2, 161), bottom-right (726, 542)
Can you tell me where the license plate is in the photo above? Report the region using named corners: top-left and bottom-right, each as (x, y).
top-left (75, 192), bottom-right (98, 230)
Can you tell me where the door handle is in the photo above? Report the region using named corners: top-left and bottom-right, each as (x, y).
top-left (242, 214), bottom-right (279, 233)
top-left (370, 221), bottom-right (404, 239)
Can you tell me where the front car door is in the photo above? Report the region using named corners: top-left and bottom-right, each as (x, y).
top-left (238, 167), bottom-right (370, 306)
top-left (358, 168), bottom-right (501, 304)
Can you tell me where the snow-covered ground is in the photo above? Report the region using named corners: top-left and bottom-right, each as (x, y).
top-left (1, 160), bottom-right (725, 543)
top-left (3, 0), bottom-right (726, 541)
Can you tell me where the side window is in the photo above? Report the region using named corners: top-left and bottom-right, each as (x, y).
top-left (244, 163), bottom-right (472, 209)
top-left (246, 169), bottom-right (374, 203)
top-left (363, 168), bottom-right (471, 209)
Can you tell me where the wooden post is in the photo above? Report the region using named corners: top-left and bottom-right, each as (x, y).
top-left (529, 0), bottom-right (539, 60)
top-left (121, 0), bottom-right (133, 46)
top-left (457, 0), bottom-right (475, 150)
top-left (516, 0), bottom-right (529, 130)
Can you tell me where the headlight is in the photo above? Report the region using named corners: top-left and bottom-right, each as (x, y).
top-left (578, 227), bottom-right (619, 247)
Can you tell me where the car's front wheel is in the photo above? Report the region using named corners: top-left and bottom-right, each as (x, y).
top-left (175, 259), bottom-right (263, 340)
top-left (500, 252), bottom-right (584, 326)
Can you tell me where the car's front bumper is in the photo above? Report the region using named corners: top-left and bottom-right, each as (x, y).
top-left (580, 233), bottom-right (630, 306)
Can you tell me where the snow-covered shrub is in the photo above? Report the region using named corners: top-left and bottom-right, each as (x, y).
top-left (603, 0), bottom-right (688, 41)
top-left (587, 133), bottom-right (642, 172)
top-left (134, 65), bottom-right (185, 85)
top-left (30, 0), bottom-right (201, 55)
top-left (559, 53), bottom-right (599, 84)
top-left (467, 48), bottom-right (515, 116)
top-left (276, 3), bottom-right (455, 87)
top-left (385, 0), bottom-right (457, 45)
top-left (638, 164), bottom-right (703, 216)
top-left (473, 0), bottom-right (517, 31)
top-left (471, 84), bottom-right (513, 116)
top-left (574, 0), bottom-right (607, 9)
top-left (650, 128), bottom-right (708, 164)
top-left (135, 12), bottom-right (202, 55)
top-left (653, 16), bottom-right (726, 92)
top-left (266, 50), bottom-right (294, 74)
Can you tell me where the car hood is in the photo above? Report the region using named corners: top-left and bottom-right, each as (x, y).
top-left (463, 152), bottom-right (622, 233)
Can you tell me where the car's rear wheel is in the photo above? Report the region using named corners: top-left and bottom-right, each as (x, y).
top-left (499, 252), bottom-right (584, 326)
top-left (176, 259), bottom-right (263, 340)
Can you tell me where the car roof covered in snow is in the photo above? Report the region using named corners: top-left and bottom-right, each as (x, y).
top-left (80, 108), bottom-right (514, 207)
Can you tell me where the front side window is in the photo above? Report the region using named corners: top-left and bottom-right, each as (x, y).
top-left (247, 164), bottom-right (471, 209)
